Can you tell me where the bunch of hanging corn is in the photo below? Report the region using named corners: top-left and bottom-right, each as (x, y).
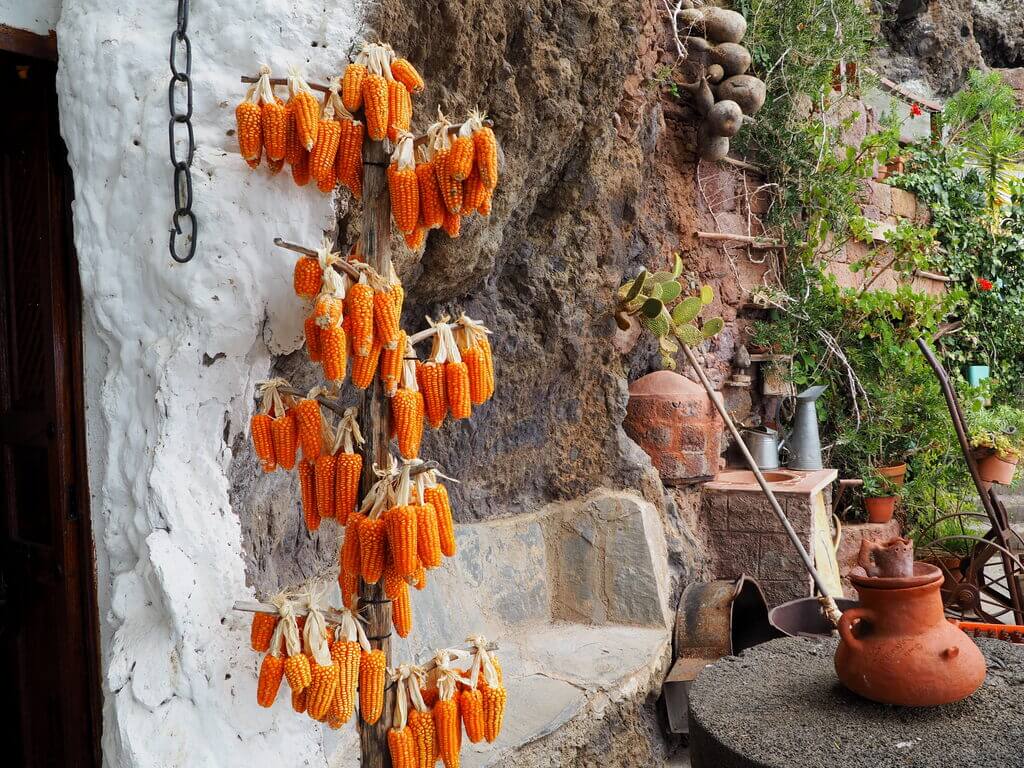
top-left (415, 316), bottom-right (494, 430)
top-left (250, 379), bottom-right (299, 474)
top-left (297, 407), bottom-right (366, 532)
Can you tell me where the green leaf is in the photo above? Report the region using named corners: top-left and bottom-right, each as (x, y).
top-left (702, 317), bottom-right (725, 338)
top-left (672, 296), bottom-right (702, 324)
top-left (641, 297), bottom-right (665, 318)
top-left (659, 335), bottom-right (679, 354)
top-left (640, 311), bottom-right (671, 337)
top-left (623, 271), bottom-right (647, 302)
top-left (672, 254), bottom-right (684, 279)
top-left (647, 282), bottom-right (663, 300)
top-left (660, 354), bottom-right (677, 371)
top-left (700, 285), bottom-right (715, 305)
top-left (674, 323), bottom-right (704, 346)
top-left (659, 281), bottom-right (682, 303)
top-left (651, 271), bottom-right (675, 284)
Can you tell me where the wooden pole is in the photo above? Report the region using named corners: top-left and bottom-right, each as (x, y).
top-left (358, 138), bottom-right (394, 767)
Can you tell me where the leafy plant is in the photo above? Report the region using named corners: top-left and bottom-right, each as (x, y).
top-left (964, 402), bottom-right (1024, 458)
top-left (617, 256), bottom-right (724, 369)
top-left (861, 468), bottom-right (900, 499)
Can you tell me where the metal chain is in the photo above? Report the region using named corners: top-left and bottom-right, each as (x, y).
top-left (168, 0), bottom-right (197, 263)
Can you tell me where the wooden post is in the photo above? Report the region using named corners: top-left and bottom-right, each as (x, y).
top-left (357, 138), bottom-right (394, 767)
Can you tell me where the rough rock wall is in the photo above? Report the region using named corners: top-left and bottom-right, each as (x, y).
top-left (54, 2), bottom-right (367, 766)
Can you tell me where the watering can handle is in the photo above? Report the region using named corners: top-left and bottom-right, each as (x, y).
top-left (837, 607), bottom-right (874, 653)
top-left (831, 514), bottom-right (842, 550)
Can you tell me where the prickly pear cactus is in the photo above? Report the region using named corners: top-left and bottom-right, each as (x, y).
top-left (616, 256), bottom-right (724, 369)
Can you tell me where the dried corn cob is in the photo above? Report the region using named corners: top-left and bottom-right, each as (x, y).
top-left (332, 638), bottom-right (361, 723)
top-left (235, 83), bottom-right (263, 161)
top-left (289, 71), bottom-right (320, 151)
top-left (404, 226), bottom-right (427, 250)
top-left (482, 683), bottom-right (506, 742)
top-left (271, 412), bottom-right (298, 471)
top-left (311, 95), bottom-right (342, 184)
top-left (359, 516), bottom-right (386, 583)
top-left (334, 452), bottom-right (362, 523)
top-left (442, 209), bottom-right (461, 238)
top-left (360, 648), bottom-right (387, 724)
top-left (351, 337), bottom-right (382, 390)
top-left (294, 256), bottom-right (323, 298)
top-left (385, 503), bottom-right (420, 577)
top-left (443, 326), bottom-right (472, 421)
top-left (267, 156), bottom-right (285, 174)
top-left (340, 570), bottom-right (359, 610)
top-left (384, 563), bottom-right (412, 638)
top-left (417, 361), bottom-right (448, 429)
top-left (390, 57), bottom-right (424, 93)
top-left (448, 123), bottom-right (475, 182)
top-left (316, 166), bottom-right (337, 193)
top-left (291, 148), bottom-right (311, 186)
top-left (392, 389), bottom-right (425, 459)
top-left (262, 99), bottom-right (288, 164)
top-left (251, 413), bottom-right (276, 472)
top-left (434, 148), bottom-right (463, 214)
top-left (416, 502), bottom-right (442, 569)
top-left (294, 398), bottom-right (323, 459)
top-left (416, 157), bottom-right (446, 229)
top-left (305, 314), bottom-right (323, 362)
top-left (284, 99), bottom-right (302, 167)
top-left (292, 686), bottom-right (308, 713)
top-left (425, 480), bottom-right (456, 558)
top-left (380, 330), bottom-right (408, 397)
top-left (463, 344), bottom-right (490, 405)
top-left (314, 453), bottom-right (337, 519)
top-left (388, 727), bottom-right (417, 768)
top-left (388, 136), bottom-right (421, 234)
top-left (412, 564), bottom-right (427, 590)
top-left (257, 652), bottom-right (285, 707)
top-left (346, 279), bottom-right (375, 357)
top-left (307, 662), bottom-right (339, 719)
top-left (363, 47), bottom-right (390, 142)
top-left (251, 612), bottom-right (278, 652)
top-left (471, 114), bottom-right (499, 190)
top-left (434, 694), bottom-right (462, 768)
top-left (409, 708), bottom-right (437, 768)
top-left (341, 57), bottom-right (367, 113)
top-left (341, 513), bottom-right (363, 577)
top-left (321, 325), bottom-right (348, 382)
top-left (284, 652), bottom-right (312, 692)
top-left (336, 115), bottom-right (364, 199)
top-left (314, 292), bottom-right (344, 328)
top-left (462, 163), bottom-right (488, 212)
top-left (421, 686), bottom-right (439, 709)
top-left (245, 145), bottom-right (262, 169)
top-left (459, 687), bottom-right (485, 743)
top-left (299, 458), bottom-right (320, 531)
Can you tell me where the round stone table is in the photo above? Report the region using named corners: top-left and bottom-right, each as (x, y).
top-left (688, 636), bottom-right (1024, 768)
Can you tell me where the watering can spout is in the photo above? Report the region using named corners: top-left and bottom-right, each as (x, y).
top-left (787, 384), bottom-right (827, 470)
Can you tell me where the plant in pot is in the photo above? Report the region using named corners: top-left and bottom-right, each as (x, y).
top-left (861, 468), bottom-right (901, 524)
top-left (965, 404), bottom-right (1024, 484)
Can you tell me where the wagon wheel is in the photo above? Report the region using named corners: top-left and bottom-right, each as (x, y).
top-left (922, 533), bottom-right (1024, 623)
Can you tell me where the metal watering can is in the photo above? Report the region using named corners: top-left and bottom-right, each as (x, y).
top-left (739, 425), bottom-right (785, 470)
top-left (785, 385), bottom-right (827, 470)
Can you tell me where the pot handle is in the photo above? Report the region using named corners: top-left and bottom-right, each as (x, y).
top-left (837, 607), bottom-right (874, 653)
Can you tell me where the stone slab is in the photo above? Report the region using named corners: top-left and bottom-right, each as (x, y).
top-left (689, 637), bottom-right (1024, 768)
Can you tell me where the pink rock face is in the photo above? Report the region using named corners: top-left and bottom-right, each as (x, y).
top-left (624, 371), bottom-right (722, 485)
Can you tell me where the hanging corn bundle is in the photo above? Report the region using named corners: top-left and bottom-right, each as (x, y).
top-left (456, 314), bottom-right (496, 405)
top-left (391, 350), bottom-right (425, 459)
top-left (332, 408), bottom-right (364, 524)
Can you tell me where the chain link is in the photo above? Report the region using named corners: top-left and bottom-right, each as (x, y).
top-left (168, 0), bottom-right (197, 263)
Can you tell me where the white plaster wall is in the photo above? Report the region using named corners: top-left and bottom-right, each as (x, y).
top-left (54, 2), bottom-right (368, 765)
top-left (0, 0), bottom-right (60, 34)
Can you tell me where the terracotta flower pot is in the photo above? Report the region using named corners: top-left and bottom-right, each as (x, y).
top-left (835, 563), bottom-right (986, 706)
top-left (864, 496), bottom-right (896, 524)
top-left (876, 463), bottom-right (907, 487)
top-left (976, 451), bottom-right (1019, 485)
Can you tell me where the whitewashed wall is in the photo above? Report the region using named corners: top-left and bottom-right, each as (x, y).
top-left (48, 2), bottom-right (367, 765)
top-left (0, 0), bottom-right (60, 34)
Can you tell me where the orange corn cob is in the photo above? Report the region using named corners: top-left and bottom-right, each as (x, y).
top-left (359, 516), bottom-right (386, 583)
top-left (384, 563), bottom-right (412, 638)
top-left (336, 118), bottom-right (364, 199)
top-left (291, 148), bottom-right (311, 186)
top-left (245, 145), bottom-right (262, 169)
top-left (464, 343), bottom-right (490, 405)
top-left (267, 156), bottom-right (285, 174)
top-left (341, 513), bottom-right (364, 575)
top-left (387, 80), bottom-right (413, 143)
top-left (363, 73), bottom-right (389, 141)
top-left (251, 413), bottom-right (276, 472)
top-left (434, 148), bottom-right (463, 214)
top-left (284, 101), bottom-right (302, 166)
top-left (462, 164), bottom-right (488, 212)
top-left (416, 160), bottom-right (446, 229)
top-left (250, 612), bottom-right (278, 652)
top-left (417, 503), bottom-right (442, 569)
top-left (284, 652), bottom-right (313, 692)
top-left (331, 638), bottom-right (361, 723)
top-left (351, 338), bottom-right (382, 390)
top-left (314, 293), bottom-right (344, 329)
top-left (445, 361), bottom-right (472, 420)
top-left (460, 687), bottom-right (485, 743)
top-left (434, 698), bottom-right (462, 768)
top-left (360, 648), bottom-right (387, 724)
top-left (425, 484), bottom-right (456, 558)
top-left (391, 388), bottom-right (424, 460)
top-left (482, 683), bottom-right (507, 742)
top-left (293, 257), bottom-right (323, 298)
top-left (478, 192), bottom-right (492, 216)
top-left (442, 209), bottom-right (461, 238)
top-left (334, 453), bottom-right (362, 524)
top-left (448, 134), bottom-right (474, 182)
top-left (311, 117), bottom-right (342, 184)
top-left (292, 90), bottom-right (320, 151)
top-left (404, 226), bottom-right (427, 250)
top-left (417, 362), bottom-right (448, 428)
top-left (271, 413), bottom-right (298, 471)
top-left (257, 653), bottom-right (285, 707)
top-left (294, 399), bottom-right (322, 459)
top-left (473, 125), bottom-right (499, 190)
top-left (299, 458), bottom-right (321, 531)
top-left (388, 727), bottom-right (417, 768)
top-left (292, 686), bottom-right (308, 713)
top-left (409, 708), bottom-right (437, 768)
top-left (346, 282), bottom-right (375, 357)
top-left (385, 504), bottom-right (419, 577)
top-left (490, 655), bottom-right (504, 685)
top-left (262, 98), bottom-right (288, 161)
top-left (412, 565), bottom-right (427, 590)
top-left (307, 662), bottom-right (340, 720)
top-left (373, 293), bottom-right (400, 353)
top-left (341, 62), bottom-right (366, 113)
top-left (321, 325), bottom-right (348, 382)
top-left (316, 166), bottom-right (337, 194)
top-left (380, 331), bottom-right (407, 397)
top-left (314, 454), bottom-right (337, 519)
top-left (476, 335), bottom-right (496, 399)
top-left (235, 99), bottom-right (262, 161)
top-left (305, 315), bottom-right (323, 362)
top-left (388, 160), bottom-right (420, 234)
top-left (390, 58), bottom-right (424, 93)
top-left (421, 687), bottom-right (439, 709)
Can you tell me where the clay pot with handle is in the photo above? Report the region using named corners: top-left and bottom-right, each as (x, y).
top-left (835, 562), bottom-right (986, 706)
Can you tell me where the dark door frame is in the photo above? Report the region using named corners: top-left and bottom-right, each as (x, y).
top-left (0, 24), bottom-right (102, 767)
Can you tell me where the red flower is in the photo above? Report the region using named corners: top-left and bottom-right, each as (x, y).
top-left (977, 277), bottom-right (994, 291)
top-left (910, 103), bottom-right (923, 117)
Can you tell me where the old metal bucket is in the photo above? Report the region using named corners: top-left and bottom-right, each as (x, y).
top-left (739, 426), bottom-right (783, 470)
top-left (786, 384), bottom-right (827, 470)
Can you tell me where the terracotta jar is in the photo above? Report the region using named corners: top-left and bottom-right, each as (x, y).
top-left (864, 495), bottom-right (896, 523)
top-left (835, 563), bottom-right (986, 706)
top-left (975, 451), bottom-right (1018, 485)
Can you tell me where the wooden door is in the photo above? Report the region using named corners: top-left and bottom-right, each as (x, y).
top-left (0, 48), bottom-right (102, 768)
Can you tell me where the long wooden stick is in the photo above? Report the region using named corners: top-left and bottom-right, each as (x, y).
top-left (695, 231), bottom-right (786, 249)
top-left (680, 343), bottom-right (841, 625)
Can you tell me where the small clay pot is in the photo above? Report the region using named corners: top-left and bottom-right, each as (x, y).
top-left (976, 451), bottom-right (1019, 485)
top-left (864, 496), bottom-right (896, 523)
top-left (836, 563), bottom-right (986, 706)
top-left (876, 463), bottom-right (907, 487)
